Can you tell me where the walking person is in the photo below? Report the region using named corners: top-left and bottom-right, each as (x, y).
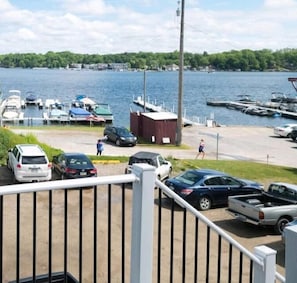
top-left (96, 139), bottom-right (104, 156)
top-left (196, 139), bottom-right (205, 159)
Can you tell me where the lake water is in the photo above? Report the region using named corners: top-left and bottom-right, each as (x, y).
top-left (1, 68), bottom-right (297, 127)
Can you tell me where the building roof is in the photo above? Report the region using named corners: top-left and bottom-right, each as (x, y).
top-left (141, 112), bottom-right (177, 121)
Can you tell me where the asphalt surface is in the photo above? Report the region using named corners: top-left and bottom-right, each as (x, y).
top-left (11, 124), bottom-right (296, 167)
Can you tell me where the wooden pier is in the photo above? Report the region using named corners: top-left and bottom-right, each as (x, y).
top-left (206, 99), bottom-right (297, 120)
top-left (133, 96), bottom-right (195, 126)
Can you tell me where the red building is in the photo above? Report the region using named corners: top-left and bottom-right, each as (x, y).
top-left (130, 112), bottom-right (177, 145)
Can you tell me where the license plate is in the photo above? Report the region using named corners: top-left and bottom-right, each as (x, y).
top-left (80, 172), bottom-right (87, 176)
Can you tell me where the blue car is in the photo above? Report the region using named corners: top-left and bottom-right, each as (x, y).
top-left (165, 169), bottom-right (263, 210)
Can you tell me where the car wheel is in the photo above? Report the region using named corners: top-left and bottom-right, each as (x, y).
top-left (7, 159), bottom-right (11, 170)
top-left (198, 196), bottom-right (211, 211)
top-left (292, 136), bottom-right (297, 141)
top-left (274, 217), bottom-right (290, 234)
top-left (116, 139), bottom-right (121, 146)
top-left (12, 173), bottom-right (18, 184)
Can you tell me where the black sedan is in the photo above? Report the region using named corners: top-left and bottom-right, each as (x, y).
top-left (52, 153), bottom-right (97, 179)
top-left (165, 169), bottom-right (263, 210)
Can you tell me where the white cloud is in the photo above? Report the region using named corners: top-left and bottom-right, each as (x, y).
top-left (0, 0), bottom-right (297, 54)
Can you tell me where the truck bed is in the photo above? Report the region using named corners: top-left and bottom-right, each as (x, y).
top-left (232, 194), bottom-right (295, 208)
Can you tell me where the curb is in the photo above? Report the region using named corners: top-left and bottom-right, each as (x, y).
top-left (93, 160), bottom-right (121, 164)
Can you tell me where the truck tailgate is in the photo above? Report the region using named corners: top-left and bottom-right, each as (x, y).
top-left (228, 196), bottom-right (262, 222)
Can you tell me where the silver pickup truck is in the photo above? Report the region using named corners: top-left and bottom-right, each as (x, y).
top-left (227, 182), bottom-right (297, 234)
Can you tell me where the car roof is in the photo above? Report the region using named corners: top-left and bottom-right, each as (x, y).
top-left (192, 168), bottom-right (227, 175)
top-left (62, 152), bottom-right (89, 158)
top-left (130, 151), bottom-right (160, 159)
top-left (16, 144), bottom-right (46, 156)
top-left (106, 126), bottom-right (126, 129)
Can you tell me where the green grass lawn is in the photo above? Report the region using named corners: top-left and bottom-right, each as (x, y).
top-left (2, 126), bottom-right (297, 187)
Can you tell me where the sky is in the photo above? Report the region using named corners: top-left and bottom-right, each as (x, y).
top-left (0, 0), bottom-right (297, 55)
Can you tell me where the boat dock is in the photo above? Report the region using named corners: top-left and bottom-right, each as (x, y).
top-left (206, 99), bottom-right (297, 120)
top-left (133, 96), bottom-right (196, 126)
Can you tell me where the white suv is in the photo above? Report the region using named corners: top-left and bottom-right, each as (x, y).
top-left (7, 144), bottom-right (52, 183)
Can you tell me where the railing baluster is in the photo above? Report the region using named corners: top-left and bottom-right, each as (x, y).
top-left (0, 196), bottom-right (3, 282)
top-left (79, 188), bottom-right (83, 282)
top-left (33, 192), bottom-right (37, 282)
top-left (206, 226), bottom-right (210, 283)
top-left (93, 186), bottom-right (97, 283)
top-left (64, 189), bottom-right (68, 282)
top-left (121, 184), bottom-right (125, 283)
top-left (228, 243), bottom-right (232, 283)
top-left (239, 251), bottom-right (243, 283)
top-left (108, 184), bottom-right (111, 283)
top-left (169, 198), bottom-right (175, 283)
top-left (217, 235), bottom-right (222, 283)
top-left (182, 208), bottom-right (187, 283)
top-left (16, 194), bottom-right (20, 282)
top-left (194, 218), bottom-right (199, 283)
top-left (157, 188), bottom-right (162, 283)
top-left (48, 190), bottom-right (52, 283)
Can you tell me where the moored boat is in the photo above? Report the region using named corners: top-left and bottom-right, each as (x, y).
top-left (1, 90), bottom-right (24, 121)
top-left (25, 91), bottom-right (38, 105)
top-left (92, 103), bottom-right (114, 123)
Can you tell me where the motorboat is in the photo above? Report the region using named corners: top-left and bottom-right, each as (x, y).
top-left (25, 91), bottom-right (38, 105)
top-left (49, 109), bottom-right (68, 119)
top-left (45, 99), bottom-right (63, 109)
top-left (91, 103), bottom-right (114, 122)
top-left (72, 95), bottom-right (96, 111)
top-left (1, 90), bottom-right (23, 120)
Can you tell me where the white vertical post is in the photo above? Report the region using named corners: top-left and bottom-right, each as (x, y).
top-left (130, 163), bottom-right (156, 283)
top-left (285, 225), bottom-right (297, 283)
top-left (253, 245), bottom-right (276, 283)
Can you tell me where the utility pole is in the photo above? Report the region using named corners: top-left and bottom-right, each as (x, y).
top-left (176, 0), bottom-right (184, 146)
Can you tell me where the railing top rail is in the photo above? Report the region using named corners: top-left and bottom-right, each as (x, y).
top-left (157, 180), bottom-right (264, 268)
top-left (0, 174), bottom-right (137, 196)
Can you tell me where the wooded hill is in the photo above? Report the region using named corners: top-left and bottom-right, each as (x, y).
top-left (1, 48), bottom-right (297, 71)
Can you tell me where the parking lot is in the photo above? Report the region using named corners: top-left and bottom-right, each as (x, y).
top-left (5, 124), bottom-right (295, 277)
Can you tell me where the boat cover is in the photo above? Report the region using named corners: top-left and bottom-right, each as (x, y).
top-left (69, 108), bottom-right (91, 116)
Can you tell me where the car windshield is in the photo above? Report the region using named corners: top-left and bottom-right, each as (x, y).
top-left (117, 128), bottom-right (130, 135)
top-left (128, 157), bottom-right (156, 167)
top-left (175, 171), bottom-right (202, 185)
top-left (67, 156), bottom-right (91, 166)
top-left (22, 156), bottom-right (47, 164)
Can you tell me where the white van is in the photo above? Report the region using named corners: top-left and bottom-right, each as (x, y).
top-left (7, 144), bottom-right (52, 183)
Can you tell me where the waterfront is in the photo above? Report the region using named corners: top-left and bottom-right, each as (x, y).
top-left (1, 68), bottom-right (297, 127)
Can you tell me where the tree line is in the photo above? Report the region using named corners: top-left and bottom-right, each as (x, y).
top-left (1, 48), bottom-right (297, 71)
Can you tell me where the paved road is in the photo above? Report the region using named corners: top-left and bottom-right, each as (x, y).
top-left (12, 125), bottom-right (295, 167)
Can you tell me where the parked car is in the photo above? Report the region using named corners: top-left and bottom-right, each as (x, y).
top-left (7, 144), bottom-right (52, 183)
top-left (165, 169), bottom-right (263, 210)
top-left (290, 127), bottom-right (297, 141)
top-left (103, 126), bottom-right (137, 146)
top-left (125, 151), bottom-right (172, 181)
top-left (52, 152), bottom-right (97, 179)
top-left (274, 124), bottom-right (297, 137)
